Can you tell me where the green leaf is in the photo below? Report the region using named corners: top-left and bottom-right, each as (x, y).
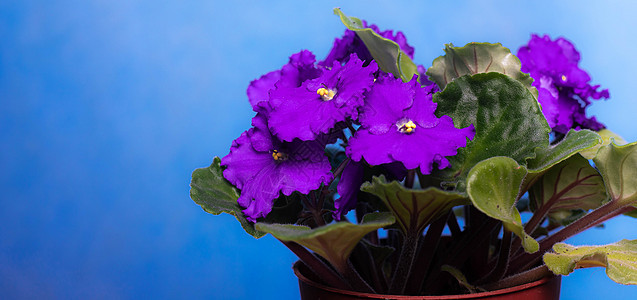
top-left (255, 212), bottom-right (395, 271)
top-left (593, 142), bottom-right (637, 205)
top-left (333, 8), bottom-right (418, 82)
top-left (426, 42), bottom-right (536, 97)
top-left (433, 73), bottom-right (550, 184)
top-left (527, 129), bottom-right (602, 172)
top-left (625, 208), bottom-right (637, 218)
top-left (190, 157), bottom-right (265, 238)
top-left (361, 176), bottom-right (469, 235)
top-left (466, 157), bottom-right (538, 253)
top-left (580, 129), bottom-right (628, 159)
top-left (544, 240), bottom-right (637, 285)
top-left (529, 154), bottom-right (608, 224)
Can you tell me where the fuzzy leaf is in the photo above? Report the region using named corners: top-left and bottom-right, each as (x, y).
top-left (334, 8), bottom-right (418, 82)
top-left (593, 142), bottom-right (637, 205)
top-left (433, 73), bottom-right (550, 185)
top-left (467, 156), bottom-right (538, 253)
top-left (361, 176), bottom-right (468, 235)
top-left (544, 240), bottom-right (637, 285)
top-left (580, 129), bottom-right (627, 159)
top-left (530, 154), bottom-right (607, 224)
top-left (528, 129), bottom-right (602, 172)
top-left (426, 42), bottom-right (536, 97)
top-left (255, 212), bottom-right (395, 270)
top-left (441, 265), bottom-right (485, 293)
top-left (190, 157), bottom-right (264, 238)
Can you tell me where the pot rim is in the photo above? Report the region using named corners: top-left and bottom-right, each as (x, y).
top-left (293, 261), bottom-right (559, 299)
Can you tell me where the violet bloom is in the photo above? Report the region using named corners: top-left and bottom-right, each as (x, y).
top-left (247, 50), bottom-right (321, 113)
top-left (320, 21), bottom-right (415, 67)
top-left (221, 113), bottom-right (332, 222)
top-left (268, 54), bottom-right (377, 142)
top-left (517, 35), bottom-right (609, 133)
top-left (347, 75), bottom-right (474, 173)
top-left (333, 161), bottom-right (406, 220)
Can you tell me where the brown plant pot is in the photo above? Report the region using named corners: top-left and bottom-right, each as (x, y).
top-left (293, 261), bottom-right (561, 300)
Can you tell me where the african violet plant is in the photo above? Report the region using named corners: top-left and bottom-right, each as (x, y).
top-left (190, 9), bottom-right (637, 296)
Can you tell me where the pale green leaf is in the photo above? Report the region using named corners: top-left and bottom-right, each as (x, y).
top-left (426, 42), bottom-right (537, 97)
top-left (467, 157), bottom-right (538, 253)
top-left (544, 240), bottom-right (637, 285)
top-left (529, 154), bottom-right (607, 225)
top-left (433, 73), bottom-right (550, 185)
top-left (190, 157), bottom-right (265, 238)
top-left (333, 8), bottom-right (417, 82)
top-left (255, 212), bottom-right (395, 270)
top-left (527, 129), bottom-right (602, 172)
top-left (593, 142), bottom-right (637, 205)
top-left (580, 129), bottom-right (628, 159)
top-left (361, 176), bottom-right (468, 235)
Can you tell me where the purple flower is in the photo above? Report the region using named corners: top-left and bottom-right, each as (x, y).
top-left (347, 75), bottom-right (475, 173)
top-left (333, 161), bottom-right (406, 220)
top-left (517, 35), bottom-right (609, 133)
top-left (247, 50), bottom-right (321, 113)
top-left (320, 21), bottom-right (415, 67)
top-left (221, 113), bottom-right (333, 222)
top-left (334, 160), bottom-right (365, 220)
top-left (267, 54), bottom-right (377, 141)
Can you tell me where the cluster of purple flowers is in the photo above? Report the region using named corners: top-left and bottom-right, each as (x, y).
top-left (221, 26), bottom-right (609, 222)
top-left (221, 24), bottom-right (474, 221)
top-left (517, 34), bottom-right (609, 133)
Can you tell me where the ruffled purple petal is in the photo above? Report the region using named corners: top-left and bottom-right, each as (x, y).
top-left (246, 50), bottom-right (320, 114)
top-left (348, 74), bottom-right (474, 172)
top-left (518, 34), bottom-right (609, 132)
top-left (247, 70), bottom-right (280, 109)
top-left (359, 75), bottom-right (414, 134)
top-left (333, 160), bottom-right (365, 220)
top-left (348, 118), bottom-right (474, 173)
top-left (221, 113), bottom-right (333, 222)
top-left (269, 54), bottom-right (376, 142)
top-left (404, 76), bottom-right (439, 129)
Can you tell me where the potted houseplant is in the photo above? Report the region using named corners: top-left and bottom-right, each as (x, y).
top-left (190, 8), bottom-right (637, 298)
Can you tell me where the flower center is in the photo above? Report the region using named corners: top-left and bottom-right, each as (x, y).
top-left (561, 75), bottom-right (567, 82)
top-left (397, 120), bottom-right (417, 134)
top-left (272, 150), bottom-right (288, 161)
top-left (317, 87), bottom-right (337, 101)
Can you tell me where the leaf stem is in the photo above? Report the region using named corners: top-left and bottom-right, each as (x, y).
top-left (479, 228), bottom-right (512, 284)
top-left (388, 229), bottom-right (420, 294)
top-left (281, 240), bottom-right (350, 290)
top-left (405, 212), bottom-right (449, 295)
top-left (510, 200), bottom-right (628, 273)
top-left (482, 265), bottom-right (552, 291)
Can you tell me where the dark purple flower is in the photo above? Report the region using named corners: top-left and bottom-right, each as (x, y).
top-left (320, 21), bottom-right (415, 67)
top-left (333, 160), bottom-right (407, 220)
top-left (517, 34), bottom-right (609, 133)
top-left (221, 113), bottom-right (332, 222)
top-left (334, 160), bottom-right (365, 220)
top-left (247, 50), bottom-right (321, 113)
top-left (347, 75), bottom-right (475, 173)
top-left (267, 54), bottom-right (377, 141)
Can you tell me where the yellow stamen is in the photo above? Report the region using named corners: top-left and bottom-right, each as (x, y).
top-left (398, 120), bottom-right (417, 134)
top-left (561, 75), bottom-right (567, 82)
top-left (272, 150), bottom-right (288, 161)
top-left (317, 87), bottom-right (336, 101)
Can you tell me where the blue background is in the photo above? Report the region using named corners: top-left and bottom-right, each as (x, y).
top-left (1, 1), bottom-right (636, 299)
